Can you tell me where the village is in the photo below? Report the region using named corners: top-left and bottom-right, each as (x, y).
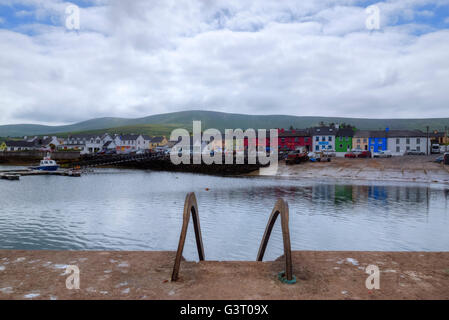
top-left (0, 125), bottom-right (448, 159)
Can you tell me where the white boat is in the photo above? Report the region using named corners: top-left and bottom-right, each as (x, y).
top-left (30, 155), bottom-right (59, 171)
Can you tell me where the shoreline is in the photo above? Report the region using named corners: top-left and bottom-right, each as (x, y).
top-left (249, 156), bottom-right (449, 185)
top-left (1, 155), bottom-right (449, 186)
top-left (1, 250), bottom-right (448, 300)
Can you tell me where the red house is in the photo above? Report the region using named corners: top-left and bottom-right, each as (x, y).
top-left (278, 128), bottom-right (311, 151)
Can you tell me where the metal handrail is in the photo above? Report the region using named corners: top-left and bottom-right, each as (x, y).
top-left (171, 192), bottom-right (205, 281)
top-left (256, 198), bottom-right (293, 281)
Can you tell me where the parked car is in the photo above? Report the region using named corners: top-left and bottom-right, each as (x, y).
top-left (357, 151), bottom-right (371, 158)
top-left (407, 149), bottom-right (425, 155)
top-left (431, 144), bottom-right (440, 154)
top-left (286, 150), bottom-right (309, 164)
top-left (344, 152), bottom-right (357, 158)
top-left (374, 150), bottom-right (392, 158)
top-left (434, 156), bottom-right (444, 163)
top-left (444, 152), bottom-right (449, 165)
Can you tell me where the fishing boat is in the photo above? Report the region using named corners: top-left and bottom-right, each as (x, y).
top-left (30, 155), bottom-right (59, 171)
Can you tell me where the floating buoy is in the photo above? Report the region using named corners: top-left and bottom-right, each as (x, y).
top-left (205, 188), bottom-right (210, 191)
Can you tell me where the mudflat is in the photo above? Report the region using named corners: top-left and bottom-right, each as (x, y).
top-left (269, 155), bottom-right (449, 184)
top-left (1, 250), bottom-right (448, 300)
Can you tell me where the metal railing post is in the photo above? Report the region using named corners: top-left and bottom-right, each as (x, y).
top-left (257, 198), bottom-right (294, 282)
top-left (171, 192), bottom-right (205, 281)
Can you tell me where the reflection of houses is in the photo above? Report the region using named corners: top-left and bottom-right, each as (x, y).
top-left (311, 126), bottom-right (337, 152)
top-left (387, 130), bottom-right (430, 155)
top-left (278, 129), bottom-right (311, 152)
top-left (334, 185), bottom-right (353, 204)
top-left (312, 184), bottom-right (335, 202)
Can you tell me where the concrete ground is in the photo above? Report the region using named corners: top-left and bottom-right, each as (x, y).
top-left (271, 155), bottom-right (449, 184)
top-left (1, 250), bottom-right (448, 300)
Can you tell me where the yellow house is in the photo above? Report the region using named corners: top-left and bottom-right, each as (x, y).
top-left (352, 130), bottom-right (370, 151)
top-left (149, 136), bottom-right (168, 149)
top-left (0, 142), bottom-right (6, 151)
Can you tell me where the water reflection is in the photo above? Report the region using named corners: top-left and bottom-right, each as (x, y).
top-left (0, 167), bottom-right (448, 260)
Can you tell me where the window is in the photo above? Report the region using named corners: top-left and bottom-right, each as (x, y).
top-left (339, 144), bottom-right (343, 148)
top-left (346, 137), bottom-right (349, 142)
top-left (363, 138), bottom-right (367, 143)
top-left (322, 136), bottom-right (325, 141)
top-left (406, 146), bottom-right (410, 151)
top-left (316, 137), bottom-right (319, 142)
top-left (328, 136), bottom-right (332, 141)
top-left (406, 138), bottom-right (410, 144)
top-left (396, 138), bottom-right (400, 144)
top-left (328, 146), bottom-right (332, 149)
top-left (281, 138), bottom-right (285, 143)
top-left (357, 139), bottom-right (361, 143)
top-left (294, 137), bottom-right (298, 142)
top-left (315, 146), bottom-right (319, 151)
top-left (305, 137), bottom-right (309, 142)
top-left (417, 146), bottom-right (421, 151)
top-left (396, 146), bottom-right (400, 152)
top-left (416, 138), bottom-right (420, 144)
top-left (357, 145), bottom-right (361, 149)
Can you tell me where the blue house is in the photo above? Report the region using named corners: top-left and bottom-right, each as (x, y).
top-left (368, 131), bottom-right (388, 152)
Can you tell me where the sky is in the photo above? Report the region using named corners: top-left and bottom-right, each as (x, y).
top-left (0, 0), bottom-right (449, 125)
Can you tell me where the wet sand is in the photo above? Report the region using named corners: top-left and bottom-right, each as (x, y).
top-left (269, 156), bottom-right (449, 184)
top-left (1, 250), bottom-right (448, 300)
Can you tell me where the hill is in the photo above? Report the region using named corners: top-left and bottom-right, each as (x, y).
top-left (1, 110), bottom-right (448, 137)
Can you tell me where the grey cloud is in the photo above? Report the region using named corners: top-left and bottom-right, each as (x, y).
top-left (0, 0), bottom-right (448, 125)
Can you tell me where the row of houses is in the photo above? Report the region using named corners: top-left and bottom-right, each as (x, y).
top-left (0, 133), bottom-right (168, 154)
top-left (277, 126), bottom-right (437, 156)
top-left (1, 126), bottom-right (446, 156)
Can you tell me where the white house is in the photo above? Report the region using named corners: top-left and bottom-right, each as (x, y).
top-left (64, 134), bottom-right (104, 154)
top-left (311, 126), bottom-right (337, 152)
top-left (116, 134), bottom-right (147, 153)
top-left (387, 130), bottom-right (431, 155)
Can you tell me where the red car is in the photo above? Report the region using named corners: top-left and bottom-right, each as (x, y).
top-left (345, 152), bottom-right (357, 158)
top-left (357, 151), bottom-right (371, 158)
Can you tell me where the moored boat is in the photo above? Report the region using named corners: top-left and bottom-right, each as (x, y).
top-left (30, 155), bottom-right (59, 171)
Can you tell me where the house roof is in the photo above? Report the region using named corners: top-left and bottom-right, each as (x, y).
top-left (386, 130), bottom-right (427, 138)
top-left (311, 126), bottom-right (337, 136)
top-left (121, 134), bottom-right (141, 141)
top-left (353, 130), bottom-right (371, 138)
top-left (279, 129), bottom-right (310, 137)
top-left (369, 130), bottom-right (388, 138)
top-left (151, 136), bottom-right (165, 143)
top-left (336, 128), bottom-right (355, 137)
top-left (5, 140), bottom-right (37, 147)
top-left (69, 134), bottom-right (100, 140)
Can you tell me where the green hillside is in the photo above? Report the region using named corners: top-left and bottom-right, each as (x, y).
top-left (1, 110), bottom-right (449, 137)
top-left (55, 123), bottom-right (186, 138)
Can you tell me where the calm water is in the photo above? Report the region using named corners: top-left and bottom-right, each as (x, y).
top-left (0, 166), bottom-right (448, 260)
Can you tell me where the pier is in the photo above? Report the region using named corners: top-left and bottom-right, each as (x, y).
top-left (0, 169), bottom-right (81, 180)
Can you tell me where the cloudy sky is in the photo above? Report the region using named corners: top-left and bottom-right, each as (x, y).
top-left (0, 0), bottom-right (449, 125)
